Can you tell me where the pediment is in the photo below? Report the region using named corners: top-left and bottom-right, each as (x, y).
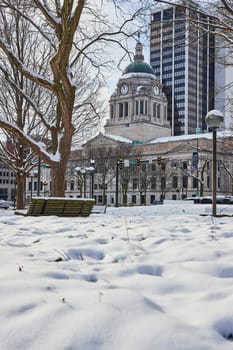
top-left (83, 133), bottom-right (130, 149)
top-left (166, 143), bottom-right (197, 155)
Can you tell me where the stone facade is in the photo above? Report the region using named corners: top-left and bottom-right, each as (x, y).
top-left (66, 132), bottom-right (233, 206)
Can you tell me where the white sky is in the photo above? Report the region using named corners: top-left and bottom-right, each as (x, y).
top-left (1, 201), bottom-right (233, 349)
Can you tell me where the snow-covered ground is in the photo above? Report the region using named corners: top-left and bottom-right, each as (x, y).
top-left (1, 201), bottom-right (233, 349)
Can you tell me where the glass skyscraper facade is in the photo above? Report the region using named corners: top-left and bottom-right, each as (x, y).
top-left (150, 3), bottom-right (215, 135)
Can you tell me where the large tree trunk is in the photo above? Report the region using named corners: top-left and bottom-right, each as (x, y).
top-left (50, 130), bottom-right (73, 197)
top-left (51, 163), bottom-right (66, 197)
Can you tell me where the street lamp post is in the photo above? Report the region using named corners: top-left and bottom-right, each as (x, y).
top-left (75, 165), bottom-right (95, 198)
top-left (28, 170), bottom-right (38, 199)
top-left (89, 160), bottom-right (95, 199)
top-left (205, 110), bottom-right (224, 217)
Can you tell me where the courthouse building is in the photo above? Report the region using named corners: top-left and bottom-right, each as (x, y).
top-left (66, 39), bottom-right (232, 206)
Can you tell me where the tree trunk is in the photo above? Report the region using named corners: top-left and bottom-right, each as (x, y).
top-left (200, 182), bottom-right (204, 197)
top-left (50, 127), bottom-right (73, 197)
top-left (143, 191), bottom-right (147, 205)
top-left (140, 192), bottom-right (143, 205)
top-left (16, 174), bottom-right (25, 209)
top-left (123, 192), bottom-right (127, 206)
top-left (103, 185), bottom-right (106, 205)
top-left (51, 163), bottom-right (66, 197)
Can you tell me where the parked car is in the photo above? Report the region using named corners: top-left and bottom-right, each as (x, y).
top-left (152, 199), bottom-right (164, 205)
top-left (222, 196), bottom-right (233, 204)
top-left (0, 200), bottom-right (9, 209)
top-left (190, 196), bottom-right (233, 204)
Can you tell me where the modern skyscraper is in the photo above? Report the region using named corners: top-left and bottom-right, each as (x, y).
top-left (150, 1), bottom-right (215, 136)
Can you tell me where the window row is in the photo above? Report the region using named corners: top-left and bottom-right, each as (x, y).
top-left (110, 101), bottom-right (166, 119)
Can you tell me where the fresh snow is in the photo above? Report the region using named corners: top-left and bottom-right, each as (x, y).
top-left (1, 201), bottom-right (233, 349)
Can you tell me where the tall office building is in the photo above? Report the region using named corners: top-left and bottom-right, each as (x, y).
top-left (150, 2), bottom-right (215, 135)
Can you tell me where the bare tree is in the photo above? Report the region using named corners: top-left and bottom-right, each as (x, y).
top-left (136, 162), bottom-right (152, 205)
top-left (0, 6), bottom-right (53, 208)
top-left (89, 146), bottom-right (117, 205)
top-left (0, 0), bottom-right (148, 198)
top-left (179, 159), bottom-right (208, 197)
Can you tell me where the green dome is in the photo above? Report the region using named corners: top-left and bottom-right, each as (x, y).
top-left (123, 39), bottom-right (155, 76)
top-left (124, 61), bottom-right (155, 75)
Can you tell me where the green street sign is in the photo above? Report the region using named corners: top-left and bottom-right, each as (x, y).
top-left (132, 140), bottom-right (143, 145)
top-left (40, 163), bottom-right (50, 168)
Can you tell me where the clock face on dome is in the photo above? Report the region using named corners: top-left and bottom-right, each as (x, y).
top-left (120, 84), bottom-right (129, 95)
top-left (153, 85), bottom-right (160, 96)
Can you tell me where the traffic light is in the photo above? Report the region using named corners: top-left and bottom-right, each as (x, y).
top-left (158, 156), bottom-right (162, 165)
top-left (119, 158), bottom-right (123, 170)
top-left (136, 158), bottom-right (141, 167)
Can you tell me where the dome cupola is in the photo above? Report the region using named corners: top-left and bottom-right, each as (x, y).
top-left (123, 35), bottom-right (155, 76)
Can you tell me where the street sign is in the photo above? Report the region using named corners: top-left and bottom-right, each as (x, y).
top-left (132, 140), bottom-right (143, 145)
top-left (40, 163), bottom-right (50, 168)
top-left (129, 160), bottom-right (136, 165)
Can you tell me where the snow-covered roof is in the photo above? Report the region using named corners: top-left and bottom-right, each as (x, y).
top-left (104, 133), bottom-right (133, 144)
top-left (149, 130), bottom-right (233, 144)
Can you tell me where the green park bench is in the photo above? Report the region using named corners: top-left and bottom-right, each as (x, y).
top-left (15, 197), bottom-right (95, 217)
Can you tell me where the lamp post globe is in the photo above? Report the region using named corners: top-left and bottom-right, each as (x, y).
top-left (205, 110), bottom-right (224, 217)
top-left (205, 109), bottom-right (224, 129)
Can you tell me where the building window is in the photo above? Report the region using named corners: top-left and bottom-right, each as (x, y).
top-left (142, 163), bottom-right (147, 172)
top-left (124, 102), bottom-right (128, 117)
top-left (0, 188), bottom-right (7, 200)
top-left (207, 175), bottom-right (210, 188)
top-left (172, 176), bottom-right (178, 188)
top-left (140, 100), bottom-right (144, 114)
top-left (110, 105), bottom-right (114, 119)
top-left (136, 100), bottom-right (139, 115)
top-left (164, 106), bottom-right (167, 120)
top-left (70, 181), bottom-right (74, 191)
top-left (193, 178), bottom-right (198, 188)
top-left (182, 176), bottom-right (188, 188)
top-left (132, 178), bottom-right (137, 190)
top-left (132, 195), bottom-right (136, 204)
top-left (119, 103), bottom-right (123, 118)
top-left (218, 177), bottom-right (220, 189)
top-left (161, 177), bottom-right (166, 189)
top-left (150, 195), bottom-right (155, 204)
top-left (151, 177), bottom-right (156, 190)
top-left (153, 103), bottom-right (157, 118)
top-left (157, 104), bottom-right (160, 118)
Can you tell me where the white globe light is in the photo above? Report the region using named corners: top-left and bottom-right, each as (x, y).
top-left (205, 110), bottom-right (224, 129)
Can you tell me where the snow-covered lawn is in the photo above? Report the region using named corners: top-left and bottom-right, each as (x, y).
top-left (1, 201), bottom-right (233, 349)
